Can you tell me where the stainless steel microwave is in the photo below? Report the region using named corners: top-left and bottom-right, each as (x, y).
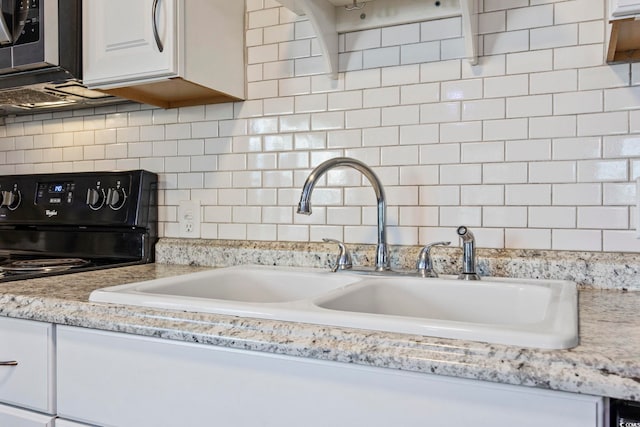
top-left (0, 0), bottom-right (123, 115)
top-left (0, 0), bottom-right (79, 85)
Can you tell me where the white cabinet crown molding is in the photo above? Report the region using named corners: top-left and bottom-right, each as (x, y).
top-left (277, 0), bottom-right (478, 78)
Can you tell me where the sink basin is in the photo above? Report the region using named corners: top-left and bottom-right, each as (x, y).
top-left (90, 266), bottom-right (360, 316)
top-left (314, 276), bottom-right (577, 349)
top-left (90, 266), bottom-right (578, 349)
top-left (317, 277), bottom-right (554, 324)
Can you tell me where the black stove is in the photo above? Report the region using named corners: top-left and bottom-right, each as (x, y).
top-left (0, 170), bottom-right (158, 282)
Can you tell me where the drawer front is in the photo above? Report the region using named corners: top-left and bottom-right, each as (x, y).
top-left (0, 317), bottom-right (54, 413)
top-left (0, 402), bottom-right (55, 427)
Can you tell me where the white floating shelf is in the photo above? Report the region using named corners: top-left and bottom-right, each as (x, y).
top-left (277, 0), bottom-right (478, 78)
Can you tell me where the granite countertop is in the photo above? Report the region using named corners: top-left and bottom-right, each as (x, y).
top-left (0, 262), bottom-right (638, 402)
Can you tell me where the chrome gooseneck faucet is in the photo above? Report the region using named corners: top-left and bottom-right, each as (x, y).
top-left (297, 157), bottom-right (390, 272)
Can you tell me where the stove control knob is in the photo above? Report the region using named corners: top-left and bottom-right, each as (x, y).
top-left (0, 190), bottom-right (21, 210)
top-left (107, 188), bottom-right (127, 210)
top-left (86, 188), bottom-right (105, 210)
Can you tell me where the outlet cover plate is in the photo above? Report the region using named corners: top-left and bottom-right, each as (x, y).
top-left (178, 200), bottom-right (201, 238)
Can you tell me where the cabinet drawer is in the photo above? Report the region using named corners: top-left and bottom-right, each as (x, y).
top-left (0, 317), bottom-right (54, 414)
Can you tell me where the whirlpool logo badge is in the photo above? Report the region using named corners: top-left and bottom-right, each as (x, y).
top-left (45, 209), bottom-right (58, 218)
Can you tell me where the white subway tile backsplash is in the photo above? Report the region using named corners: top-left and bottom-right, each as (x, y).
top-left (577, 159), bottom-right (628, 182)
top-left (505, 228), bottom-right (551, 250)
top-left (529, 116), bottom-right (576, 139)
top-left (439, 206), bottom-right (482, 227)
top-left (421, 102), bottom-right (461, 123)
top-left (505, 140), bottom-right (551, 161)
top-left (483, 206), bottom-right (527, 227)
top-left (363, 87), bottom-right (400, 108)
top-left (484, 74), bottom-right (528, 98)
top-left (462, 99), bottom-right (505, 121)
top-left (553, 137), bottom-right (601, 160)
top-left (442, 79), bottom-right (483, 100)
top-left (506, 95), bottom-right (552, 118)
top-left (603, 231), bottom-right (640, 252)
top-left (529, 161), bottom-right (576, 183)
top-left (440, 121), bottom-right (482, 143)
top-left (382, 64), bottom-right (421, 86)
top-left (363, 46), bottom-right (400, 69)
top-left (578, 206), bottom-right (628, 229)
top-left (484, 30), bottom-right (529, 55)
top-left (506, 50), bottom-right (553, 74)
top-left (554, 0), bottom-right (604, 25)
top-left (400, 41), bottom-right (440, 65)
top-left (483, 118), bottom-right (528, 141)
top-left (530, 24), bottom-right (578, 50)
top-left (507, 4), bottom-right (553, 31)
top-left (383, 23), bottom-right (420, 47)
top-left (577, 112), bottom-right (628, 136)
top-left (529, 206), bottom-right (576, 228)
top-left (2, 0), bottom-right (636, 252)
top-left (554, 45), bottom-right (605, 70)
top-left (531, 70), bottom-right (578, 94)
top-left (461, 185), bottom-right (504, 205)
top-left (552, 183), bottom-right (602, 205)
top-left (552, 229), bottom-right (601, 251)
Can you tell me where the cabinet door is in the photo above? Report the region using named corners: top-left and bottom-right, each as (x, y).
top-left (0, 401), bottom-right (54, 427)
top-left (57, 326), bottom-right (604, 427)
top-left (82, 0), bottom-right (178, 87)
top-left (0, 317), bottom-right (54, 414)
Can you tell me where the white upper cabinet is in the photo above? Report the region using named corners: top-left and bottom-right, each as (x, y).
top-left (82, 0), bottom-right (245, 108)
top-left (277, 0), bottom-right (478, 78)
top-left (83, 0), bottom-right (177, 85)
top-left (610, 0), bottom-right (640, 17)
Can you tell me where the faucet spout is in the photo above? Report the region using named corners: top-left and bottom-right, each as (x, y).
top-left (297, 157), bottom-right (390, 271)
top-left (457, 225), bottom-right (481, 280)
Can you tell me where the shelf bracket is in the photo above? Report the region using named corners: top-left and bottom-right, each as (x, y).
top-left (278, 0), bottom-right (339, 79)
top-left (277, 0), bottom-right (478, 79)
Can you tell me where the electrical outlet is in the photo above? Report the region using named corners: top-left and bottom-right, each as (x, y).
top-left (178, 200), bottom-right (201, 238)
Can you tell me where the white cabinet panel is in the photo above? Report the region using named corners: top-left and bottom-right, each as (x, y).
top-left (0, 403), bottom-right (54, 427)
top-left (57, 326), bottom-right (604, 427)
top-left (0, 317), bottom-right (55, 414)
top-left (82, 0), bottom-right (177, 86)
top-left (82, 0), bottom-right (245, 108)
top-left (610, 0), bottom-right (640, 17)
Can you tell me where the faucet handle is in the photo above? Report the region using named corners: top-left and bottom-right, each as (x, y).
top-left (323, 238), bottom-right (353, 272)
top-left (416, 241), bottom-right (451, 278)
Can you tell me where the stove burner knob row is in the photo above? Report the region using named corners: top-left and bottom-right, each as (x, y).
top-left (86, 188), bottom-right (105, 210)
top-left (0, 190), bottom-right (21, 210)
top-left (107, 187), bottom-right (127, 210)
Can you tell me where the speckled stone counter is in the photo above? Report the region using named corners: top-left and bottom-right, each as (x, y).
top-left (156, 238), bottom-right (640, 291)
top-left (0, 261), bottom-right (638, 402)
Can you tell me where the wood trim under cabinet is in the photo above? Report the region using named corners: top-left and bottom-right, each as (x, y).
top-left (98, 78), bottom-right (243, 109)
top-left (607, 18), bottom-right (640, 63)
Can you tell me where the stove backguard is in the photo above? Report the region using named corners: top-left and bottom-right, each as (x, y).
top-left (0, 170), bottom-right (158, 263)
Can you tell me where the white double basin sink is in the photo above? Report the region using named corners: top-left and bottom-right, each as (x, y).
top-left (89, 265), bottom-right (579, 349)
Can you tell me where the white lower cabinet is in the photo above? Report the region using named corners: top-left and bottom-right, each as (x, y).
top-left (0, 402), bottom-right (55, 427)
top-left (57, 326), bottom-right (605, 427)
top-left (0, 317), bottom-right (55, 414)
